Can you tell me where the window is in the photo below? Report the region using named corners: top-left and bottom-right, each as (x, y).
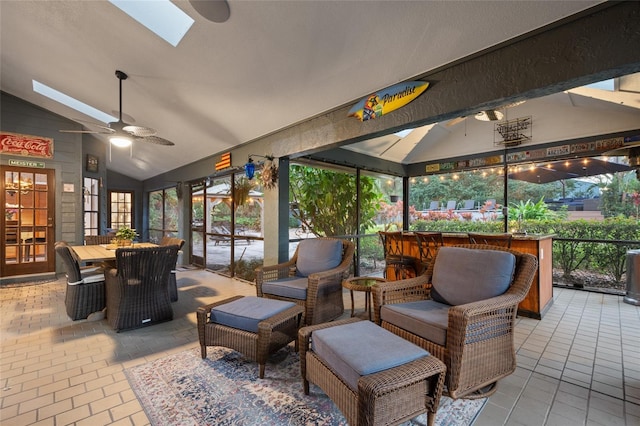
top-left (83, 177), bottom-right (99, 236)
top-left (109, 191), bottom-right (133, 230)
top-left (148, 187), bottom-right (179, 243)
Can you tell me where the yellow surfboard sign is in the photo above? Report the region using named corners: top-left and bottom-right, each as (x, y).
top-left (348, 81), bottom-right (429, 121)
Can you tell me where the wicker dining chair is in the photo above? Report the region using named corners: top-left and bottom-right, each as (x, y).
top-left (467, 232), bottom-right (513, 248)
top-left (379, 231), bottom-right (418, 279)
top-left (414, 231), bottom-right (444, 275)
top-left (255, 238), bottom-right (354, 325)
top-left (160, 236), bottom-right (185, 302)
top-left (373, 244), bottom-right (538, 399)
top-left (55, 241), bottom-right (106, 321)
top-left (105, 245), bottom-right (179, 332)
top-left (84, 235), bottom-right (113, 245)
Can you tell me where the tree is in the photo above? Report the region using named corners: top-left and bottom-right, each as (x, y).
top-left (599, 171), bottom-right (640, 217)
top-left (289, 165), bottom-right (382, 236)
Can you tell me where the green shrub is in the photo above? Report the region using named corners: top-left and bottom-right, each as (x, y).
top-left (589, 217), bottom-right (640, 282)
top-left (234, 258), bottom-right (264, 282)
top-left (408, 217), bottom-right (640, 283)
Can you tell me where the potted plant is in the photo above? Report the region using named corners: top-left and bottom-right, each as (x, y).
top-left (114, 226), bottom-right (138, 247)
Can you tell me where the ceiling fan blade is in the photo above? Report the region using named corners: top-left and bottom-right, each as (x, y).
top-left (59, 129), bottom-right (106, 134)
top-left (123, 125), bottom-right (156, 137)
top-left (189, 0), bottom-right (230, 23)
top-left (67, 118), bottom-right (116, 131)
top-left (137, 135), bottom-right (175, 146)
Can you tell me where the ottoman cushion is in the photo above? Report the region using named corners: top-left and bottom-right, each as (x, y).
top-left (312, 320), bottom-right (429, 391)
top-left (210, 296), bottom-right (296, 333)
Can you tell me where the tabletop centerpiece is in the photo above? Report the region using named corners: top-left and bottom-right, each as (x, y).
top-left (113, 226), bottom-right (138, 247)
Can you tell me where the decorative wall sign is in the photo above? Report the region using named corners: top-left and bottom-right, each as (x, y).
top-left (260, 159), bottom-right (279, 190)
top-left (215, 152), bottom-right (231, 170)
top-left (348, 81), bottom-right (429, 121)
top-left (1, 131), bottom-right (54, 158)
top-left (422, 134), bottom-right (638, 176)
top-left (86, 154), bottom-right (99, 172)
top-left (494, 116), bottom-right (532, 147)
top-left (8, 159), bottom-right (45, 168)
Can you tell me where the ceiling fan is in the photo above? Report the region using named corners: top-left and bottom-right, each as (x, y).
top-left (446, 101), bottom-right (525, 127)
top-left (60, 70), bottom-right (174, 147)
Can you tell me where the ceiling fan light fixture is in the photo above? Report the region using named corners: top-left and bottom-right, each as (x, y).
top-left (110, 135), bottom-right (133, 147)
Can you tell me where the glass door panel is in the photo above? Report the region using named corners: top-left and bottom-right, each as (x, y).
top-left (190, 181), bottom-right (205, 267)
top-left (1, 167), bottom-right (55, 276)
top-left (205, 175), bottom-right (232, 275)
top-left (233, 175), bottom-right (264, 281)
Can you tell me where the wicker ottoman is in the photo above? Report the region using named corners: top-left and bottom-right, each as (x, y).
top-left (299, 318), bottom-right (446, 426)
top-left (197, 295), bottom-right (304, 378)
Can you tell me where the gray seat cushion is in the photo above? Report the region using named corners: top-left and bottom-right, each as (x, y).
top-left (295, 239), bottom-right (343, 277)
top-left (210, 296), bottom-right (296, 333)
top-left (261, 277), bottom-right (308, 300)
top-left (381, 300), bottom-right (450, 346)
top-left (431, 247), bottom-right (516, 305)
top-left (311, 320), bottom-right (429, 391)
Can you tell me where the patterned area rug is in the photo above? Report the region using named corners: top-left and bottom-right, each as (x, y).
top-left (126, 346), bottom-right (486, 426)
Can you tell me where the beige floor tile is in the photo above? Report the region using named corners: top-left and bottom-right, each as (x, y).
top-left (75, 410), bottom-right (113, 426)
top-left (54, 405), bottom-right (92, 425)
top-left (110, 399), bottom-right (144, 421)
top-left (37, 399), bottom-right (74, 422)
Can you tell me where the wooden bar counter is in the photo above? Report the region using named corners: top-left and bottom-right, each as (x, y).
top-left (388, 232), bottom-right (553, 319)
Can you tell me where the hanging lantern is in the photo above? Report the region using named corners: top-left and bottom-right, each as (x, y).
top-left (244, 158), bottom-right (255, 180)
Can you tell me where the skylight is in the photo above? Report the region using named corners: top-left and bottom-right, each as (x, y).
top-left (585, 79), bottom-right (614, 91)
top-left (33, 80), bottom-right (116, 123)
top-left (109, 0), bottom-right (194, 47)
top-left (394, 129), bottom-right (413, 138)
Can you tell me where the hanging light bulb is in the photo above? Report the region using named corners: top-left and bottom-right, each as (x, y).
top-left (110, 134), bottom-right (132, 147)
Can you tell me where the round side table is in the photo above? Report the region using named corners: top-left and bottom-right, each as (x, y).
top-left (342, 276), bottom-right (386, 321)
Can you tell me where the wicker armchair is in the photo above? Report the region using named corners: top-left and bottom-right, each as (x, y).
top-left (373, 244), bottom-right (538, 399)
top-left (55, 241), bottom-right (106, 320)
top-left (105, 245), bottom-right (178, 332)
top-left (160, 237), bottom-right (185, 302)
top-left (255, 238), bottom-right (354, 325)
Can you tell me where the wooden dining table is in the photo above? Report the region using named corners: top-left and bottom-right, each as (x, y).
top-left (70, 243), bottom-right (157, 263)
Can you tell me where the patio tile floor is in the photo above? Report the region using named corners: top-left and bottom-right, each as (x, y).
top-left (1, 269), bottom-right (639, 425)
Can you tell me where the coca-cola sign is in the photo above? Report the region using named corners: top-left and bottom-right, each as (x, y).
top-left (1, 131), bottom-right (54, 158)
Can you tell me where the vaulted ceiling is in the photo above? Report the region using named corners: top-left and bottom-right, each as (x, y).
top-left (3, 0), bottom-right (634, 181)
